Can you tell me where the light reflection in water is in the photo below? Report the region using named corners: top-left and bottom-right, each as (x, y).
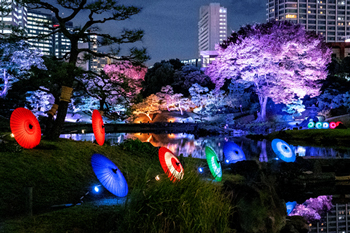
top-left (59, 133), bottom-right (350, 160)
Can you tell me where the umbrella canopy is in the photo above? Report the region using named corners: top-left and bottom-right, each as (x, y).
top-left (158, 147), bottom-right (184, 182)
top-left (92, 110), bottom-right (105, 146)
top-left (271, 139), bottom-right (296, 162)
top-left (223, 141), bottom-right (246, 164)
top-left (10, 107), bottom-right (41, 149)
top-left (91, 153), bottom-right (128, 197)
top-left (205, 146), bottom-right (222, 181)
top-left (286, 201), bottom-right (297, 215)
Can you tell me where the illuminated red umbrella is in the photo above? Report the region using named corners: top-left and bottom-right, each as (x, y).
top-left (158, 147), bottom-right (184, 182)
top-left (10, 107), bottom-right (41, 149)
top-left (92, 110), bottom-right (105, 146)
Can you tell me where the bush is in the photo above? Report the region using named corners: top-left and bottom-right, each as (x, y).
top-left (117, 170), bottom-right (232, 233)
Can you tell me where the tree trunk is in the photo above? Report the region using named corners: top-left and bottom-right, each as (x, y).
top-left (46, 40), bottom-right (78, 140)
top-left (257, 96), bottom-right (268, 121)
top-left (99, 99), bottom-right (106, 111)
top-left (44, 114), bottom-right (54, 136)
top-left (47, 101), bottom-right (69, 140)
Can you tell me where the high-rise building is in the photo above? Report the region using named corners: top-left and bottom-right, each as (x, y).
top-left (266, 0), bottom-right (350, 43)
top-left (198, 3), bottom-right (227, 52)
top-left (27, 10), bottom-right (53, 56)
top-left (308, 202), bottom-right (350, 233)
top-left (198, 3), bottom-right (227, 67)
top-left (52, 18), bottom-right (73, 59)
top-left (0, 0), bottom-right (27, 36)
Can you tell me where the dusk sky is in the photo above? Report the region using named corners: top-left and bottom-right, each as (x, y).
top-left (72, 0), bottom-right (266, 66)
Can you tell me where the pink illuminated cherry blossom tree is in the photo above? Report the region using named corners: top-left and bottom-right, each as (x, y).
top-left (206, 21), bottom-right (332, 121)
top-left (104, 61), bottom-right (147, 99)
top-left (82, 61), bottom-right (146, 112)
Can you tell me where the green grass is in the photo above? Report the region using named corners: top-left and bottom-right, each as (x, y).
top-left (267, 128), bottom-right (350, 148)
top-left (0, 137), bottom-right (160, 219)
top-left (117, 172), bottom-right (233, 233)
top-left (0, 137), bottom-right (237, 232)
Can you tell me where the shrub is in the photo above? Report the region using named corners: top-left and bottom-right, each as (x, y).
top-left (117, 170), bottom-right (232, 233)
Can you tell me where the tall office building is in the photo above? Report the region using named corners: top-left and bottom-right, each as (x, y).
top-left (52, 18), bottom-right (73, 59)
top-left (198, 3), bottom-right (227, 51)
top-left (198, 3), bottom-right (227, 67)
top-left (0, 0), bottom-right (27, 36)
top-left (27, 10), bottom-right (53, 56)
top-left (266, 0), bottom-right (350, 43)
top-left (308, 202), bottom-right (350, 233)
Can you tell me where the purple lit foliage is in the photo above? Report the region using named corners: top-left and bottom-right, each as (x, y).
top-left (289, 195), bottom-right (333, 222)
top-left (0, 40), bottom-right (45, 98)
top-left (206, 21), bottom-right (332, 121)
top-left (189, 83), bottom-right (226, 115)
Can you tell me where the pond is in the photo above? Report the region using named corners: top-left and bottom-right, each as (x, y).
top-left (60, 132), bottom-right (350, 233)
top-left (60, 132), bottom-right (350, 161)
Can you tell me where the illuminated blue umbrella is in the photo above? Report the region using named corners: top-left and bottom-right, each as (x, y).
top-left (286, 201), bottom-right (297, 215)
top-left (271, 139), bottom-right (296, 162)
top-left (91, 153), bottom-right (128, 197)
top-left (223, 141), bottom-right (246, 164)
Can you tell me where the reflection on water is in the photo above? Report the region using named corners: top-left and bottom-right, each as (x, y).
top-left (60, 132), bottom-right (350, 232)
top-left (60, 133), bottom-right (350, 161)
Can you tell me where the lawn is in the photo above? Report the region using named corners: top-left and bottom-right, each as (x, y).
top-left (0, 135), bottom-right (236, 233)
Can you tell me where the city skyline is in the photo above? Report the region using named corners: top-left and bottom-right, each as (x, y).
top-left (70, 0), bottom-right (266, 66)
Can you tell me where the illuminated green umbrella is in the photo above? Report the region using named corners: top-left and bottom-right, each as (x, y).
top-left (205, 146), bottom-right (222, 181)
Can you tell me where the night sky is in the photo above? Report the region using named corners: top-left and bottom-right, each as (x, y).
top-left (72, 0), bottom-right (266, 66)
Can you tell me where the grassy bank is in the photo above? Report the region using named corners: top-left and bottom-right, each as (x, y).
top-left (266, 128), bottom-right (350, 148)
top-left (0, 136), bottom-right (237, 232)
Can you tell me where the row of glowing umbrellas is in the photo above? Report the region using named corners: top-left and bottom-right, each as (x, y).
top-left (8, 107), bottom-right (296, 198)
top-left (9, 108), bottom-right (106, 149)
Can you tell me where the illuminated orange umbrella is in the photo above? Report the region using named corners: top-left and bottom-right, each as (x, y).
top-left (10, 107), bottom-right (41, 149)
top-left (158, 147), bottom-right (184, 182)
top-left (92, 110), bottom-right (105, 146)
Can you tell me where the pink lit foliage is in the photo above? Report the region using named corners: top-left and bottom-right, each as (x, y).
top-left (83, 61), bottom-right (146, 112)
top-left (290, 195), bottom-right (333, 222)
top-left (0, 40), bottom-right (45, 98)
top-left (206, 21), bottom-right (332, 121)
top-left (104, 61), bottom-right (147, 99)
top-left (156, 85), bottom-right (191, 115)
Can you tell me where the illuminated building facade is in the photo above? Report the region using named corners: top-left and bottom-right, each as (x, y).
top-left (0, 0), bottom-right (27, 35)
top-left (27, 11), bottom-right (53, 56)
top-left (266, 0), bottom-right (350, 42)
top-left (52, 18), bottom-right (73, 59)
top-left (198, 3), bottom-right (227, 67)
top-left (309, 203), bottom-right (350, 233)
